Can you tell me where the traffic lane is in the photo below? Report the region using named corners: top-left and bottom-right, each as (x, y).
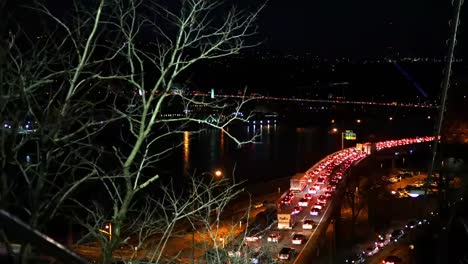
top-left (273, 193), bottom-right (329, 261)
top-left (365, 229), bottom-right (419, 264)
top-left (273, 157), bottom-right (349, 262)
top-left (293, 163), bottom-right (357, 263)
top-left (292, 191), bottom-right (338, 263)
top-left (274, 195), bottom-right (318, 252)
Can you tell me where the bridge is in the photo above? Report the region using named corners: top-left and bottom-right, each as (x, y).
top-left (241, 136), bottom-right (434, 264)
top-left (68, 136), bottom-right (435, 263)
top-left (193, 93), bottom-right (436, 109)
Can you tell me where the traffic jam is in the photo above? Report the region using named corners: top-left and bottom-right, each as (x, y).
top-left (236, 136), bottom-right (435, 263)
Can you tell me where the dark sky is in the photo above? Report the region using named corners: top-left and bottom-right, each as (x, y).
top-left (254, 0), bottom-right (466, 58)
top-left (9, 0), bottom-right (467, 58)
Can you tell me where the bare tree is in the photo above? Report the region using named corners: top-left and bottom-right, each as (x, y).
top-left (0, 0), bottom-right (265, 263)
top-left (343, 170), bottom-right (366, 241)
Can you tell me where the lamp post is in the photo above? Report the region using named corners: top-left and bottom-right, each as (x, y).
top-left (341, 132), bottom-right (345, 150)
top-left (203, 169), bottom-right (223, 179)
top-left (99, 223), bottom-right (112, 241)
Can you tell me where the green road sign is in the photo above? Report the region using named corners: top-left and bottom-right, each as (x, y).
top-left (345, 130), bottom-right (356, 140)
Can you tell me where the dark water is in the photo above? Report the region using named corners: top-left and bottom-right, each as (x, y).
top-left (162, 117), bottom-right (433, 184)
top-left (168, 124), bottom-right (336, 184)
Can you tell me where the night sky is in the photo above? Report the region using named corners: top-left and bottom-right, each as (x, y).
top-left (6, 0), bottom-right (467, 58)
top-left (255, 0), bottom-right (466, 58)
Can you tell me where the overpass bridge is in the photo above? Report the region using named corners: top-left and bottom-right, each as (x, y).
top-left (193, 93), bottom-right (436, 109)
top-left (239, 136), bottom-right (434, 264)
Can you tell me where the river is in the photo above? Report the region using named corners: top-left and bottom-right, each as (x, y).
top-left (163, 116), bottom-right (433, 185)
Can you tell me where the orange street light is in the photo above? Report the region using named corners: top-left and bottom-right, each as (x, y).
top-left (214, 170), bottom-right (222, 177)
top-left (99, 223), bottom-right (112, 241)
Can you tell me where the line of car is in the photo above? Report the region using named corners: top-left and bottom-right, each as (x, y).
top-left (275, 149), bottom-right (369, 261)
top-left (240, 137), bottom-right (434, 263)
top-left (345, 217), bottom-right (431, 263)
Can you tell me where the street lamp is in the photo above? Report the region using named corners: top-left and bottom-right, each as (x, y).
top-left (331, 128), bottom-right (356, 150)
top-left (99, 223), bottom-right (112, 241)
top-left (214, 170), bottom-right (222, 177)
top-left (331, 128), bottom-right (344, 150)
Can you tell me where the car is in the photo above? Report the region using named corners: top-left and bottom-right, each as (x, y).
top-left (249, 251), bottom-right (263, 264)
top-left (308, 187), bottom-right (318, 194)
top-left (382, 255), bottom-right (402, 264)
top-left (304, 193), bottom-right (313, 200)
top-left (345, 253), bottom-right (365, 263)
top-left (325, 186), bottom-right (334, 192)
top-left (363, 244), bottom-right (379, 256)
top-left (332, 176), bottom-right (341, 182)
top-left (267, 233), bottom-right (281, 243)
top-left (388, 177), bottom-right (400, 183)
top-left (291, 206), bottom-right (302, 215)
top-left (310, 208), bottom-right (320, 216)
top-left (376, 234), bottom-right (390, 248)
top-left (317, 178), bottom-right (325, 185)
top-left (313, 183), bottom-right (321, 190)
top-left (245, 232), bottom-right (263, 242)
top-left (281, 197), bottom-right (293, 205)
top-left (390, 229), bottom-right (404, 242)
top-left (405, 220), bottom-right (418, 229)
top-left (227, 244), bottom-right (244, 257)
top-left (317, 195), bottom-right (327, 204)
top-left (313, 204), bottom-right (323, 210)
top-left (298, 198), bottom-right (309, 207)
top-left (292, 233), bottom-right (306, 245)
top-left (278, 247), bottom-right (295, 260)
top-left (302, 219), bottom-right (315, 230)
top-left (419, 218), bottom-right (430, 225)
top-left (325, 191), bottom-right (333, 197)
top-left (413, 180), bottom-right (425, 187)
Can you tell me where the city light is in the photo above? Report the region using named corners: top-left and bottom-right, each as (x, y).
top-left (214, 170), bottom-right (222, 177)
top-left (356, 119), bottom-right (361, 123)
top-left (389, 117), bottom-right (393, 121)
top-left (332, 128), bottom-right (338, 133)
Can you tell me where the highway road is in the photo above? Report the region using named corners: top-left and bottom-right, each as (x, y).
top-left (242, 148), bottom-right (368, 263)
top-left (71, 136), bottom-right (435, 263)
top-left (241, 136), bottom-right (434, 263)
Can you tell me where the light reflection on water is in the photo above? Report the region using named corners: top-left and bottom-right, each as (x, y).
top-left (173, 124), bottom-right (334, 184)
top-left (183, 131), bottom-right (190, 173)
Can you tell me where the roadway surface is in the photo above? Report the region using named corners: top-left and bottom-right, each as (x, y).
top-left (242, 136), bottom-right (434, 263)
top-left (243, 148), bottom-right (368, 263)
top-left (72, 137), bottom-right (435, 263)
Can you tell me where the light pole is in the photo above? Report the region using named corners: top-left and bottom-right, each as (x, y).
top-left (99, 223), bottom-right (112, 241)
top-left (331, 128), bottom-right (345, 150)
top-left (202, 169), bottom-right (223, 179)
top-left (341, 132), bottom-right (345, 150)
